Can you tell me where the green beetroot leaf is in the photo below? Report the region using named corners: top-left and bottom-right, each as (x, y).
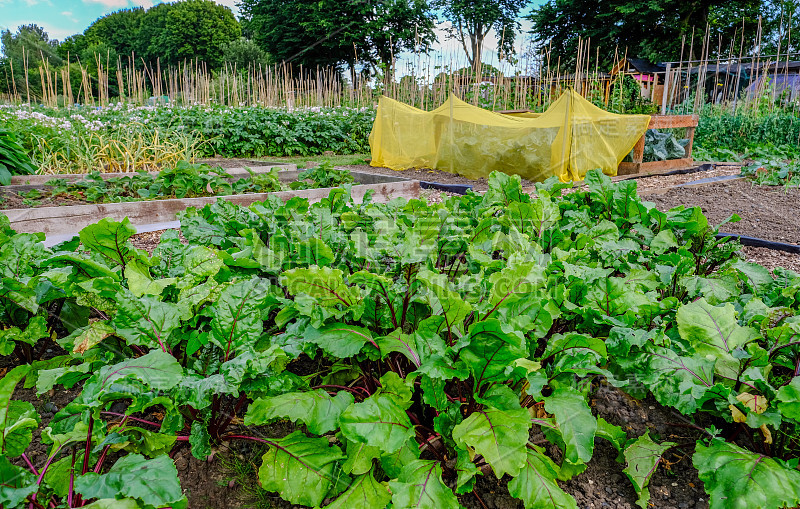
top-left (374, 328), bottom-right (421, 366)
top-left (281, 266), bottom-right (361, 307)
top-left (304, 322), bottom-right (377, 358)
top-left (543, 387), bottom-right (597, 466)
top-left (245, 389), bottom-right (354, 434)
top-left (323, 469), bottom-right (391, 509)
top-left (210, 277), bottom-right (273, 357)
top-left (123, 260), bottom-right (176, 297)
top-left (637, 346), bottom-right (719, 415)
top-left (480, 261), bottom-right (547, 320)
top-left (81, 499), bottom-right (140, 509)
top-left (676, 298), bottom-right (759, 377)
top-left (113, 289), bottom-right (182, 350)
top-left (339, 392), bottom-right (415, 454)
top-left (388, 459), bottom-right (460, 509)
top-left (75, 454), bottom-right (186, 508)
top-left (257, 431), bottom-right (346, 507)
top-left (417, 270), bottom-right (472, 337)
top-left (0, 315), bottom-right (48, 356)
top-left (78, 217), bottom-right (141, 269)
top-left (507, 447), bottom-right (578, 509)
top-left (379, 438), bottom-right (421, 478)
top-left (0, 456), bottom-right (37, 507)
top-left (341, 439), bottom-right (382, 476)
top-left (454, 448), bottom-right (481, 494)
top-left (90, 349), bottom-right (183, 395)
top-left (458, 319), bottom-right (527, 387)
top-left (776, 376), bottom-right (800, 421)
top-left (0, 365), bottom-right (38, 457)
top-left (452, 403), bottom-right (530, 478)
top-left (693, 439), bottom-right (800, 509)
top-left (623, 433), bottom-right (675, 508)
top-left (0, 277), bottom-right (39, 314)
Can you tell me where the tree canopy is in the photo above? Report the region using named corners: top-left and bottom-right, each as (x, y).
top-left (0, 24), bottom-right (62, 99)
top-left (528, 0), bottom-right (766, 68)
top-left (239, 0), bottom-right (436, 74)
top-left (436, 0), bottom-right (529, 70)
top-left (58, 0), bottom-right (241, 70)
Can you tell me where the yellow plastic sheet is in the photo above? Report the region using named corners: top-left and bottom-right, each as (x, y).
top-left (369, 89), bottom-right (651, 182)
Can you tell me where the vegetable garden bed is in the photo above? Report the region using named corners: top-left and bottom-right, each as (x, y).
top-left (2, 167), bottom-right (418, 236)
top-left (2, 169), bottom-right (800, 509)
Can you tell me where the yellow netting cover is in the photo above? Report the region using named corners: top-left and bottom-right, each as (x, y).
top-left (369, 89), bottom-right (651, 182)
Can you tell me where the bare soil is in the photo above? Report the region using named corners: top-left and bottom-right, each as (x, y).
top-left (642, 178), bottom-right (800, 245)
top-left (340, 164), bottom-right (541, 192)
top-left (0, 190), bottom-right (87, 209)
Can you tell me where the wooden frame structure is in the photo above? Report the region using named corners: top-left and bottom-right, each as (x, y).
top-left (617, 114), bottom-right (699, 175)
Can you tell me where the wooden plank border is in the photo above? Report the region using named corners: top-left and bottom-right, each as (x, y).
top-left (5, 180), bottom-right (420, 236)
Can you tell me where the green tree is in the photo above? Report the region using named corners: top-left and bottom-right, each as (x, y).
top-left (222, 37), bottom-right (272, 69)
top-left (239, 0), bottom-right (435, 74)
top-left (0, 25), bottom-right (62, 98)
top-left (135, 3), bottom-right (171, 65)
top-left (435, 0), bottom-right (528, 71)
top-left (161, 0), bottom-right (241, 69)
top-left (84, 7), bottom-right (145, 58)
top-left (528, 0), bottom-right (764, 69)
top-left (57, 34), bottom-right (89, 63)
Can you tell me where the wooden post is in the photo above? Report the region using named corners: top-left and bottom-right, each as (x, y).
top-left (661, 63), bottom-right (672, 114)
top-left (684, 125), bottom-right (696, 158)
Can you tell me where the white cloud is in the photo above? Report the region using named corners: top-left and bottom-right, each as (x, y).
top-left (80, 0), bottom-right (152, 8)
top-left (61, 11), bottom-right (79, 22)
top-left (81, 0), bottom-right (132, 7)
top-left (0, 19), bottom-right (78, 41)
top-left (211, 0), bottom-right (239, 15)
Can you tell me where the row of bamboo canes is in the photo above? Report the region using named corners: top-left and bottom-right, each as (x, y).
top-left (2, 21), bottom-right (799, 114)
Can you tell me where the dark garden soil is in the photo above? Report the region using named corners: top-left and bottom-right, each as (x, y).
top-left (339, 164), bottom-right (541, 193)
top-left (642, 178), bottom-right (800, 245)
top-left (0, 190), bottom-right (88, 209)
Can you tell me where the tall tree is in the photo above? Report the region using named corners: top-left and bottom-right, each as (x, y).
top-left (528, 0), bottom-right (764, 69)
top-left (161, 0), bottom-right (241, 69)
top-left (239, 0), bottom-right (435, 74)
top-left (222, 37), bottom-right (272, 69)
top-left (0, 25), bottom-right (62, 97)
top-left (436, 0), bottom-right (529, 71)
top-left (135, 3), bottom-right (172, 65)
top-left (84, 7), bottom-right (145, 58)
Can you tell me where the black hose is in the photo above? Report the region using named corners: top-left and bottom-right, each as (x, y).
top-left (419, 181), bottom-right (473, 195)
top-left (717, 233), bottom-right (800, 254)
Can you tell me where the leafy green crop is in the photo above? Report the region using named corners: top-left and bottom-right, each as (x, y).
top-left (289, 161), bottom-right (355, 190)
top-left (741, 158), bottom-right (800, 188)
top-left (5, 162), bottom-right (355, 207)
top-left (0, 128), bottom-right (36, 185)
top-left (1, 170), bottom-right (799, 508)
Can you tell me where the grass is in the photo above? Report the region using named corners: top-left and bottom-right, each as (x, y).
top-left (217, 445), bottom-right (277, 509)
top-left (252, 153), bottom-right (371, 169)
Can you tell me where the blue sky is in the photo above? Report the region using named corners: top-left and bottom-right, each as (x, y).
top-left (0, 0), bottom-right (240, 41)
top-left (0, 0), bottom-right (541, 71)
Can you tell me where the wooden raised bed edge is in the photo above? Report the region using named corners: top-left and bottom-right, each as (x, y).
top-left (5, 174), bottom-right (419, 236)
